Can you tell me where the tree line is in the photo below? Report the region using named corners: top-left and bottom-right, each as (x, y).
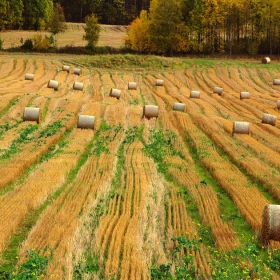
top-left (127, 0), bottom-right (280, 56)
top-left (1, 0), bottom-right (280, 55)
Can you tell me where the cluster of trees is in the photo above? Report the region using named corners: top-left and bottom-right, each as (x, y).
top-left (127, 0), bottom-right (280, 56)
top-left (0, 0), bottom-right (150, 30)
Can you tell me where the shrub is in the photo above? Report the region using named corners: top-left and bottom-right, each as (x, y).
top-left (32, 34), bottom-right (51, 51)
top-left (21, 38), bottom-right (33, 50)
top-left (0, 37), bottom-right (4, 50)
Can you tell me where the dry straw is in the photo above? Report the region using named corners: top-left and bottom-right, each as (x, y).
top-left (25, 73), bottom-right (34, 81)
top-left (62, 65), bottom-right (70, 72)
top-left (240, 91), bottom-right (250, 100)
top-left (74, 68), bottom-right (82, 76)
top-left (128, 82), bottom-right (137, 90)
top-left (232, 121), bottom-right (250, 134)
top-left (156, 79), bottom-right (164, 86)
top-left (190, 90), bottom-right (200, 98)
top-left (262, 113), bottom-right (276, 126)
top-left (262, 57), bottom-right (271, 64)
top-left (109, 88), bottom-right (121, 99)
top-left (48, 80), bottom-right (58, 90)
top-left (277, 100), bottom-right (280, 110)
top-left (173, 102), bottom-right (185, 112)
top-left (23, 107), bottom-right (40, 124)
top-left (214, 86), bottom-right (223, 95)
top-left (143, 105), bottom-right (159, 119)
top-left (77, 115), bottom-right (95, 129)
top-left (73, 82), bottom-right (84, 91)
top-left (261, 204), bottom-right (280, 246)
top-left (273, 79), bottom-right (280, 85)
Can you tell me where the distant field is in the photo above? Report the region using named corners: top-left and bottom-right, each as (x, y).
top-left (0, 53), bottom-right (280, 279)
top-left (0, 23), bottom-right (127, 49)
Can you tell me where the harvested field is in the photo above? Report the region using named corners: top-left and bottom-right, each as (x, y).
top-left (0, 53), bottom-right (280, 279)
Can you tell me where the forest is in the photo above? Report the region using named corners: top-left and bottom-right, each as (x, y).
top-left (1, 0), bottom-right (280, 55)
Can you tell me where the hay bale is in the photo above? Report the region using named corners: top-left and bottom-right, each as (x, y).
top-left (77, 115), bottom-right (95, 129)
top-left (173, 102), bottom-right (185, 112)
top-left (23, 107), bottom-right (40, 124)
top-left (262, 113), bottom-right (276, 126)
top-left (128, 82), bottom-right (137, 90)
top-left (73, 82), bottom-right (84, 91)
top-left (109, 88), bottom-right (121, 99)
top-left (214, 86), bottom-right (223, 95)
top-left (25, 73), bottom-right (34, 81)
top-left (273, 79), bottom-right (280, 85)
top-left (261, 204), bottom-right (280, 246)
top-left (240, 91), bottom-right (250, 100)
top-left (262, 57), bottom-right (271, 64)
top-left (62, 65), bottom-right (70, 72)
top-left (48, 80), bottom-right (58, 90)
top-left (190, 90), bottom-right (200, 98)
top-left (277, 100), bottom-right (280, 110)
top-left (232, 121), bottom-right (250, 134)
top-left (156, 79), bottom-right (164, 86)
top-left (143, 105), bottom-right (159, 119)
top-left (74, 68), bottom-right (82, 76)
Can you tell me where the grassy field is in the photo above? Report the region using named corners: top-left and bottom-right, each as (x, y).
top-left (0, 50), bottom-right (280, 280)
top-left (0, 23), bottom-right (127, 49)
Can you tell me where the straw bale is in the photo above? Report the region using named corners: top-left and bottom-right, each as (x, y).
top-left (25, 73), bottom-right (34, 81)
top-left (48, 80), bottom-right (58, 90)
top-left (73, 82), bottom-right (84, 91)
top-left (262, 113), bottom-right (276, 126)
top-left (232, 121), bottom-right (250, 134)
top-left (214, 86), bottom-right (223, 95)
top-left (143, 105), bottom-right (159, 119)
top-left (173, 102), bottom-right (185, 112)
top-left (156, 79), bottom-right (164, 86)
top-left (23, 107), bottom-right (40, 124)
top-left (273, 79), bottom-right (280, 85)
top-left (74, 68), bottom-right (82, 76)
top-left (240, 91), bottom-right (250, 100)
top-left (128, 82), bottom-right (137, 90)
top-left (190, 90), bottom-right (200, 98)
top-left (277, 100), bottom-right (280, 110)
top-left (261, 204), bottom-right (280, 246)
top-left (62, 65), bottom-right (70, 72)
top-left (262, 57), bottom-right (271, 64)
top-left (77, 115), bottom-right (95, 129)
top-left (109, 88), bottom-right (121, 99)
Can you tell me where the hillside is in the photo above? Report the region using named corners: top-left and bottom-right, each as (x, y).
top-left (0, 54), bottom-right (280, 279)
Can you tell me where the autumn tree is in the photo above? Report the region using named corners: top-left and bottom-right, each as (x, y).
top-left (48, 3), bottom-right (67, 46)
top-left (83, 14), bottom-right (101, 48)
top-left (149, 0), bottom-right (188, 55)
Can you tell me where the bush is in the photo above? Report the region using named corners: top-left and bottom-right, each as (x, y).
top-left (32, 34), bottom-right (51, 51)
top-left (0, 37), bottom-right (4, 50)
top-left (21, 38), bottom-right (33, 50)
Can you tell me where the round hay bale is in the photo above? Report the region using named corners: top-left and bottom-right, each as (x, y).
top-left (109, 88), bottom-right (121, 99)
top-left (48, 80), bottom-right (58, 90)
top-left (232, 121), bottom-right (250, 134)
top-left (73, 82), bottom-right (84, 91)
top-left (262, 113), bottom-right (276, 126)
top-left (77, 115), bottom-right (95, 129)
top-left (74, 68), bottom-right (82, 76)
top-left (261, 204), bottom-right (280, 246)
top-left (156, 79), bottom-right (164, 86)
top-left (25, 73), bottom-right (34, 81)
top-left (190, 90), bottom-right (200, 98)
top-left (62, 65), bottom-right (70, 72)
top-left (143, 105), bottom-right (159, 119)
top-left (273, 79), bottom-right (280, 85)
top-left (277, 100), bottom-right (280, 110)
top-left (23, 107), bottom-right (40, 124)
top-left (262, 57), bottom-right (271, 64)
top-left (240, 91), bottom-right (250, 100)
top-left (214, 86), bottom-right (223, 95)
top-left (173, 102), bottom-right (185, 112)
top-left (128, 82), bottom-right (137, 90)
